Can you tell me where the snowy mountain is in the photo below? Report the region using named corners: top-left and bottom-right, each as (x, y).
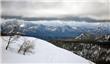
top-left (75, 33), bottom-right (94, 40)
top-left (1, 35), bottom-right (94, 64)
top-left (1, 19), bottom-right (110, 40)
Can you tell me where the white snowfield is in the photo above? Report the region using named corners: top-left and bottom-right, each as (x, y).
top-left (1, 36), bottom-right (95, 64)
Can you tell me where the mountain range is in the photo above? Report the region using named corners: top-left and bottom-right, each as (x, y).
top-left (1, 19), bottom-right (110, 40)
top-left (1, 15), bottom-right (110, 22)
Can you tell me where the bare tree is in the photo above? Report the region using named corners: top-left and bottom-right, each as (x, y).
top-left (5, 35), bottom-right (20, 50)
top-left (18, 40), bottom-right (35, 55)
top-left (4, 21), bottom-right (22, 50)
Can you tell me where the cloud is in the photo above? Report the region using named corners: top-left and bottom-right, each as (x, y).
top-left (1, 0), bottom-right (110, 19)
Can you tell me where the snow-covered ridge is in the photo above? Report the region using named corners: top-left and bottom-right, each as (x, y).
top-left (1, 18), bottom-right (110, 40)
top-left (1, 18), bottom-right (102, 27)
top-left (2, 18), bottom-right (110, 30)
top-left (1, 36), bottom-right (94, 64)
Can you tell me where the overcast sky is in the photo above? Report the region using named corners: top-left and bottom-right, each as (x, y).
top-left (1, 0), bottom-right (110, 19)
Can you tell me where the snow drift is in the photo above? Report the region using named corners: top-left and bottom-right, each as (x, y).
top-left (1, 35), bottom-right (94, 64)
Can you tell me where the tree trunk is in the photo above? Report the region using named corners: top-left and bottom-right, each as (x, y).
top-left (6, 36), bottom-right (12, 50)
top-left (23, 48), bottom-right (27, 55)
top-left (18, 42), bottom-right (25, 53)
top-left (18, 46), bottom-right (22, 53)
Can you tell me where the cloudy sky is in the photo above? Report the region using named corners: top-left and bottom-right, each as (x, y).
top-left (1, 0), bottom-right (110, 19)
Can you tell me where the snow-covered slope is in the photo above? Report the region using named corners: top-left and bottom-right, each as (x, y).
top-left (1, 36), bottom-right (94, 64)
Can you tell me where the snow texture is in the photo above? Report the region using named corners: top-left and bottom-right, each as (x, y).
top-left (1, 36), bottom-right (95, 64)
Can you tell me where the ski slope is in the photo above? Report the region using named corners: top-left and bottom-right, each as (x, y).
top-left (1, 36), bottom-right (95, 64)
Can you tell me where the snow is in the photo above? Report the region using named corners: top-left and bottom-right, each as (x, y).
top-left (1, 36), bottom-right (95, 64)
top-left (20, 24), bottom-right (25, 27)
top-left (1, 18), bottom-right (102, 28)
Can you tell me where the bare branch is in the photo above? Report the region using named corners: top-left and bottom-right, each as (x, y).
top-left (18, 40), bottom-right (35, 55)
